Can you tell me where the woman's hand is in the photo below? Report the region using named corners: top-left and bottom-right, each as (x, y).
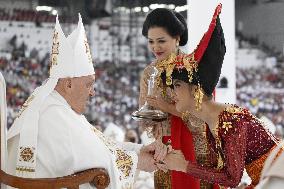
top-left (146, 96), bottom-right (170, 112)
top-left (146, 96), bottom-right (181, 117)
top-left (156, 150), bottom-right (188, 173)
top-left (137, 150), bottom-right (157, 172)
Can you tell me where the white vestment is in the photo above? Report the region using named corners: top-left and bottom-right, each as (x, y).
top-left (7, 91), bottom-right (142, 189)
top-left (256, 141), bottom-right (284, 189)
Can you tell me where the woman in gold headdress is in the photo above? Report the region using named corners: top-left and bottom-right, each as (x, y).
top-left (155, 4), bottom-right (282, 189)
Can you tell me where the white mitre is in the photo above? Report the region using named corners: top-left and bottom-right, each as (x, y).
top-left (7, 14), bottom-right (94, 177)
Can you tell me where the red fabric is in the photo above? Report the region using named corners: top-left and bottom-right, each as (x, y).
top-left (169, 115), bottom-right (200, 189)
top-left (163, 118), bottom-right (222, 189)
top-left (213, 185), bottom-right (221, 189)
top-left (189, 3), bottom-right (222, 64)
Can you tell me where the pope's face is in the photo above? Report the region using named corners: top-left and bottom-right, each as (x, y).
top-left (69, 74), bottom-right (95, 114)
top-left (147, 27), bottom-right (179, 62)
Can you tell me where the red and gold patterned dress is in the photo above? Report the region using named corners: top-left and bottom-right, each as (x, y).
top-left (185, 104), bottom-right (280, 188)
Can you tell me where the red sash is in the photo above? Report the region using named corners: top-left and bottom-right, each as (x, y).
top-left (165, 115), bottom-right (199, 189)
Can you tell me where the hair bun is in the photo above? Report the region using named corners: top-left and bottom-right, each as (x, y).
top-left (174, 12), bottom-right (188, 46)
top-left (142, 8), bottom-right (188, 46)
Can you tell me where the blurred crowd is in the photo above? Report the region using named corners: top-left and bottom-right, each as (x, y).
top-left (1, 22), bottom-right (284, 140)
top-left (236, 33), bottom-right (284, 136)
top-left (87, 60), bottom-right (144, 130)
top-left (237, 67), bottom-right (284, 128)
top-left (236, 30), bottom-right (284, 62)
top-left (0, 51), bottom-right (50, 126)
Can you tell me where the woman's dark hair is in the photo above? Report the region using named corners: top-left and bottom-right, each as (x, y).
top-left (142, 8), bottom-right (188, 46)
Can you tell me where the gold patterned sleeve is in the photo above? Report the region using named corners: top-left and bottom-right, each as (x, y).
top-left (139, 67), bottom-right (148, 108)
top-left (186, 122), bottom-right (248, 188)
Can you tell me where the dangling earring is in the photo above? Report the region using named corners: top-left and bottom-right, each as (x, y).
top-left (176, 41), bottom-right (180, 54)
top-left (193, 84), bottom-right (204, 111)
top-left (176, 42), bottom-right (179, 47)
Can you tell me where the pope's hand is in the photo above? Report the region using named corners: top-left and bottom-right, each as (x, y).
top-left (140, 139), bottom-right (168, 163)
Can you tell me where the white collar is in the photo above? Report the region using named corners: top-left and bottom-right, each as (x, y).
top-left (50, 90), bottom-right (70, 108)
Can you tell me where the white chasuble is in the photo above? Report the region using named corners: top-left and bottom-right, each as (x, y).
top-left (7, 91), bottom-right (139, 189)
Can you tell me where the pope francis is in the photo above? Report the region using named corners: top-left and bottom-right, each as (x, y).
top-left (6, 14), bottom-right (166, 189)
